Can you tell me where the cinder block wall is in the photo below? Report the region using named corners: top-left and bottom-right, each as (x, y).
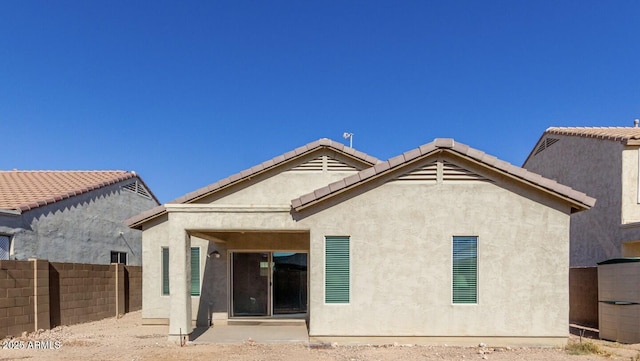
top-left (0, 260), bottom-right (34, 338)
top-left (125, 266), bottom-right (142, 312)
top-left (49, 263), bottom-right (117, 326)
top-left (1, 260), bottom-right (142, 338)
top-left (569, 267), bottom-right (599, 328)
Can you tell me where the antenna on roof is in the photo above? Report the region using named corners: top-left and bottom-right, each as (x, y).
top-left (635, 119), bottom-right (639, 128)
top-left (343, 132), bottom-right (354, 148)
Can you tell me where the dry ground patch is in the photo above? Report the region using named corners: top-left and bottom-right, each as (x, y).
top-left (1, 311), bottom-right (639, 361)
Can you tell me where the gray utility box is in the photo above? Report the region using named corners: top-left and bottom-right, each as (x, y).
top-left (597, 258), bottom-right (640, 344)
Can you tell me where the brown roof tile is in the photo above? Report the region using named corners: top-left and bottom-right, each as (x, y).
top-left (291, 138), bottom-right (596, 212)
top-left (328, 179), bottom-right (346, 193)
top-left (0, 170), bottom-right (145, 212)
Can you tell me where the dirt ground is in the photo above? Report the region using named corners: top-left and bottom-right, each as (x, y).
top-left (2, 311), bottom-right (639, 361)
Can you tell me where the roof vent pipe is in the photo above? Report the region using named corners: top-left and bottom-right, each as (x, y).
top-left (635, 119), bottom-right (639, 128)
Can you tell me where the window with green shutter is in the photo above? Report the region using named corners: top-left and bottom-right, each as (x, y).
top-left (162, 247), bottom-right (170, 295)
top-left (325, 236), bottom-right (350, 304)
top-left (191, 247), bottom-right (200, 296)
top-left (452, 236), bottom-right (478, 304)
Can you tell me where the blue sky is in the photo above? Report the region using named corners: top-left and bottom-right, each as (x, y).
top-left (1, 1), bottom-right (639, 203)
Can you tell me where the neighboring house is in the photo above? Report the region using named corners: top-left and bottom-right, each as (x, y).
top-left (0, 170), bottom-right (159, 265)
top-left (127, 138), bottom-right (594, 346)
top-left (523, 127), bottom-right (640, 267)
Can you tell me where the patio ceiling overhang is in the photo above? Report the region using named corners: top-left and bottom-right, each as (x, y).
top-left (188, 229), bottom-right (309, 243)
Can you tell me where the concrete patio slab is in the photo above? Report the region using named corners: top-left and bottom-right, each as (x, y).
top-left (190, 324), bottom-right (309, 344)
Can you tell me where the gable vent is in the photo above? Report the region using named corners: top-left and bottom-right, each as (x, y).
top-left (534, 137), bottom-right (560, 156)
top-left (396, 161), bottom-right (437, 181)
top-left (290, 156), bottom-right (358, 172)
top-left (442, 161), bottom-right (490, 182)
top-left (291, 157), bottom-right (324, 171)
top-left (326, 158), bottom-right (356, 172)
top-left (122, 180), bottom-right (152, 199)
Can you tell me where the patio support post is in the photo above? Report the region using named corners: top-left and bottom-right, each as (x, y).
top-left (168, 226), bottom-right (192, 342)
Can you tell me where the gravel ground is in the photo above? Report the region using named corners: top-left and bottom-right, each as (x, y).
top-left (2, 311), bottom-right (639, 361)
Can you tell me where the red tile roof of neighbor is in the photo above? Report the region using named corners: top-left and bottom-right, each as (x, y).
top-left (126, 137), bottom-right (596, 229)
top-left (545, 127), bottom-right (640, 141)
top-left (0, 170), bottom-right (146, 212)
top-left (291, 138), bottom-right (596, 212)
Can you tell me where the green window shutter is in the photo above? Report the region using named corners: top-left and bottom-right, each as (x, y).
top-left (162, 247), bottom-right (170, 295)
top-left (325, 236), bottom-right (350, 303)
top-left (190, 247), bottom-right (200, 296)
top-left (452, 236), bottom-right (478, 304)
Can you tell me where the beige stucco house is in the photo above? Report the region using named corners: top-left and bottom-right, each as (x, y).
top-left (127, 138), bottom-right (594, 346)
top-left (524, 127), bottom-right (640, 266)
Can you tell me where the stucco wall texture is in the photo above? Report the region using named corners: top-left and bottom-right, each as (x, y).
top-left (141, 150), bottom-right (574, 343)
top-left (0, 180), bottom-right (158, 266)
top-left (524, 135), bottom-right (640, 267)
top-left (302, 158), bottom-right (571, 338)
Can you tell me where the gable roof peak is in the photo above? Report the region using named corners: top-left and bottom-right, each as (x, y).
top-left (126, 138), bottom-right (381, 228)
top-left (434, 138), bottom-right (455, 148)
top-left (292, 138), bottom-right (596, 212)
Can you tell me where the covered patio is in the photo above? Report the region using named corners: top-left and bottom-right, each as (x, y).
top-left (191, 230), bottom-right (310, 326)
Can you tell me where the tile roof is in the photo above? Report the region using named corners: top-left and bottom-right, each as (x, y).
top-left (545, 127), bottom-right (640, 142)
top-left (126, 138), bottom-right (381, 228)
top-left (0, 170), bottom-right (143, 212)
top-left (291, 138), bottom-right (596, 212)
top-left (522, 126), bottom-right (640, 166)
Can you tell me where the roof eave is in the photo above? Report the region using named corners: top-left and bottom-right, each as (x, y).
top-left (0, 208), bottom-right (21, 216)
top-left (450, 147), bottom-right (596, 213)
top-left (125, 205), bottom-right (167, 229)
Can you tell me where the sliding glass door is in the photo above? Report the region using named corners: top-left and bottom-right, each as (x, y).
top-left (232, 253), bottom-right (270, 316)
top-left (231, 252), bottom-right (307, 317)
top-left (273, 252), bottom-right (308, 314)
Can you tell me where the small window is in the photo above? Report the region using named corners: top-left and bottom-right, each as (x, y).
top-left (162, 247), bottom-right (170, 295)
top-left (452, 236), bottom-right (478, 304)
top-left (0, 235), bottom-right (10, 260)
top-left (110, 251), bottom-right (127, 264)
top-left (191, 247), bottom-right (200, 296)
top-left (325, 236), bottom-right (350, 304)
